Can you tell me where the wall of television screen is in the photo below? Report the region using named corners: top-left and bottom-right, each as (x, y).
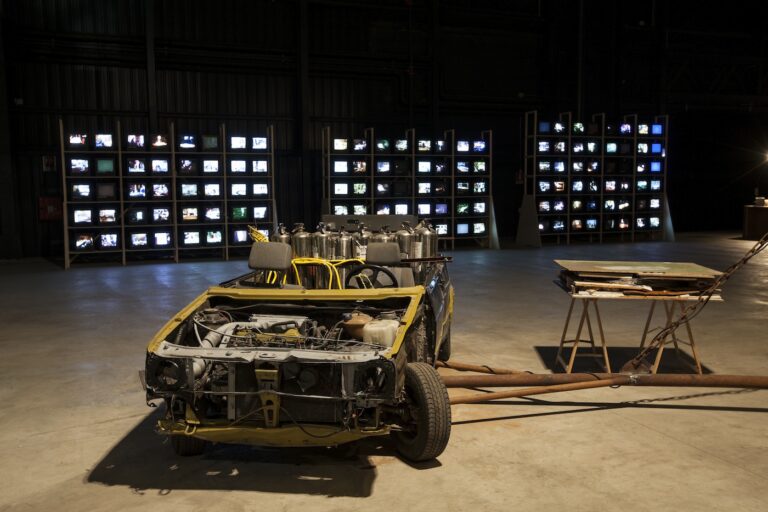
top-left (528, 115), bottom-right (667, 239)
top-left (62, 126), bottom-right (274, 262)
top-left (324, 130), bottom-right (492, 239)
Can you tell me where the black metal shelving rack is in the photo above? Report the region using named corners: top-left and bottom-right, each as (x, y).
top-left (322, 126), bottom-right (498, 249)
top-left (520, 110), bottom-right (670, 245)
top-left (60, 120), bottom-right (277, 268)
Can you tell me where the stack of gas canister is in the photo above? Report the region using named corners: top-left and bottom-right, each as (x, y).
top-left (269, 220), bottom-right (439, 287)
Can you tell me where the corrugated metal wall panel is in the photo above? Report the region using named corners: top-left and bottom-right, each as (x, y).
top-left (6, 0), bottom-right (144, 36)
top-left (307, 1), bottom-right (425, 58)
top-left (10, 62), bottom-right (146, 114)
top-left (156, 71), bottom-right (294, 119)
top-left (10, 112), bottom-right (58, 149)
top-left (441, 29), bottom-right (541, 102)
top-left (155, 0), bottom-right (295, 51)
top-left (308, 74), bottom-right (412, 127)
top-left (96, 67), bottom-right (148, 112)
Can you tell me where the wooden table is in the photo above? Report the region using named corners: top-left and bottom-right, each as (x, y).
top-left (556, 293), bottom-right (724, 374)
top-left (553, 260), bottom-right (723, 374)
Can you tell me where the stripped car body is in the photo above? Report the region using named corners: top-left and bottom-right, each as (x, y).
top-left (143, 244), bottom-right (453, 461)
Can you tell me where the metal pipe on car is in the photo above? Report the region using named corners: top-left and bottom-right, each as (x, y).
top-left (193, 322), bottom-right (240, 377)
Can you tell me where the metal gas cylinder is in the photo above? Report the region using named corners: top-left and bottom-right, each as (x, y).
top-left (395, 221), bottom-right (416, 258)
top-left (313, 222), bottom-right (335, 260)
top-left (290, 223), bottom-right (312, 258)
top-left (335, 227), bottom-right (354, 260)
top-left (270, 223), bottom-right (291, 245)
top-left (414, 219), bottom-right (438, 259)
top-left (335, 227), bottom-right (355, 287)
top-left (352, 223), bottom-right (372, 259)
top-left (371, 225), bottom-right (397, 244)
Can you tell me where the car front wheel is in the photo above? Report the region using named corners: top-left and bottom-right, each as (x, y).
top-left (393, 362), bottom-right (451, 462)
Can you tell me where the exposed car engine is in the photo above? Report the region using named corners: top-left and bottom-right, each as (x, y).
top-left (145, 300), bottom-right (408, 430)
top-left (189, 308), bottom-right (401, 354)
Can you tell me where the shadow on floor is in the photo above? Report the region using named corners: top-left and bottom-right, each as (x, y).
top-left (534, 345), bottom-right (713, 374)
top-left (86, 408), bottom-right (419, 496)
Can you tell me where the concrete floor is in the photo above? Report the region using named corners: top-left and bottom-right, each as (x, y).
top-left (0, 232), bottom-right (766, 511)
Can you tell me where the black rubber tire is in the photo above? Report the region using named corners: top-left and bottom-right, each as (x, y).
top-left (393, 362), bottom-right (451, 462)
top-left (437, 328), bottom-right (451, 361)
top-left (171, 435), bottom-right (207, 456)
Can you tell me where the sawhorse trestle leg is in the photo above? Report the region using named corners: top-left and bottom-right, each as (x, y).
top-left (639, 301), bottom-right (703, 374)
top-left (556, 298), bottom-right (612, 374)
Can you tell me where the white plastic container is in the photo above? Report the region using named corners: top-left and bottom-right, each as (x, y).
top-left (363, 319), bottom-right (400, 347)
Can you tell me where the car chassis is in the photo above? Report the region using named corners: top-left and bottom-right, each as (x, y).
top-left (143, 249), bottom-right (453, 462)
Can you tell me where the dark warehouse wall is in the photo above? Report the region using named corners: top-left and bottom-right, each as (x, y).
top-left (2, 0), bottom-right (768, 258)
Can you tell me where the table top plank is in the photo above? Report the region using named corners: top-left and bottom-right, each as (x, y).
top-left (554, 259), bottom-right (723, 280)
top-left (568, 291), bottom-right (723, 301)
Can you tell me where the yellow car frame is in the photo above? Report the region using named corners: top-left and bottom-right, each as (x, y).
top-left (143, 256), bottom-right (454, 462)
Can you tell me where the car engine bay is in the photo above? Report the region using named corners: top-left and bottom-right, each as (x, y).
top-left (145, 296), bottom-right (414, 429)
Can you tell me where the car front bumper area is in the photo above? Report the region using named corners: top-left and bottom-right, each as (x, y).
top-left (145, 345), bottom-right (400, 447)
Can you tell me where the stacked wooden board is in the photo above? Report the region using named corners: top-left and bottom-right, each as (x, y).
top-left (555, 260), bottom-right (723, 298)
